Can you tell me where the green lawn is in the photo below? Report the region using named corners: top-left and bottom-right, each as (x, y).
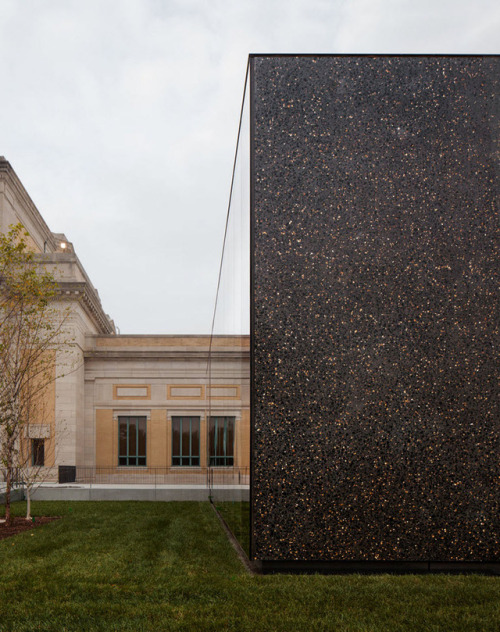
top-left (215, 501), bottom-right (250, 556)
top-left (0, 502), bottom-right (498, 631)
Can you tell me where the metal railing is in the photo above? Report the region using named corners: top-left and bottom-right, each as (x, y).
top-left (73, 466), bottom-right (249, 487)
top-left (0, 468), bottom-right (24, 488)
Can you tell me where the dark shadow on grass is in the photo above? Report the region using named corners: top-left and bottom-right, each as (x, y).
top-left (210, 501), bottom-right (256, 574)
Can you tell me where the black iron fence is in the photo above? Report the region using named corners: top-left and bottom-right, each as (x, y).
top-left (73, 466), bottom-right (249, 487)
top-left (0, 468), bottom-right (24, 487)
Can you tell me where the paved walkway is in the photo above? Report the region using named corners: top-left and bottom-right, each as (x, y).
top-left (25, 482), bottom-right (250, 502)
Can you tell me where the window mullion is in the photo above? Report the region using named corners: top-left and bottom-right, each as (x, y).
top-left (223, 418), bottom-right (227, 463)
top-left (136, 417), bottom-right (139, 459)
top-left (180, 418), bottom-right (183, 465)
top-left (189, 417), bottom-right (192, 465)
top-left (126, 419), bottom-right (130, 466)
top-left (215, 418), bottom-right (219, 459)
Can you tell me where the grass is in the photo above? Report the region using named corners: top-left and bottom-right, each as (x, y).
top-left (214, 501), bottom-right (250, 555)
top-left (0, 501), bottom-right (497, 631)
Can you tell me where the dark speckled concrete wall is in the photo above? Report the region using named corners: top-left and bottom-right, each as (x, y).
top-left (251, 56), bottom-right (499, 565)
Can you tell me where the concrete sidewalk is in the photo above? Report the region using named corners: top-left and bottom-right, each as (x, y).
top-left (30, 483), bottom-right (249, 502)
top-left (0, 487), bottom-right (24, 504)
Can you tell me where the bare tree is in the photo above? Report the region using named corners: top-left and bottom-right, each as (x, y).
top-left (0, 225), bottom-right (71, 524)
top-left (14, 362), bottom-right (62, 521)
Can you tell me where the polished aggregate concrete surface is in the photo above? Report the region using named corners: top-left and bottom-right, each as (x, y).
top-left (251, 55), bottom-right (499, 564)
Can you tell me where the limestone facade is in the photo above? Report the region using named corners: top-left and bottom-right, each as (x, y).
top-left (85, 335), bottom-right (249, 475)
top-left (0, 157), bottom-right (249, 480)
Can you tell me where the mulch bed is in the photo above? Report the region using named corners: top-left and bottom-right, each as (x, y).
top-left (0, 516), bottom-right (60, 541)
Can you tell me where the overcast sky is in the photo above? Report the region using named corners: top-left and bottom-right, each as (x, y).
top-left (0, 0), bottom-right (498, 334)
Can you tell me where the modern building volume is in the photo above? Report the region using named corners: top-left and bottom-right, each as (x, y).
top-left (214, 55), bottom-right (498, 572)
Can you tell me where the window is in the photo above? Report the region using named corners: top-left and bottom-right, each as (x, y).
top-left (172, 416), bottom-right (200, 466)
top-left (209, 417), bottom-right (235, 466)
top-left (31, 439), bottom-right (45, 466)
top-left (118, 416), bottom-right (146, 466)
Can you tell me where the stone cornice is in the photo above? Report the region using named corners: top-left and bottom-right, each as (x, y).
top-left (83, 349), bottom-right (249, 360)
top-left (33, 251), bottom-right (115, 335)
top-left (0, 158), bottom-right (57, 251)
top-left (0, 158), bottom-right (116, 335)
top-left (57, 281), bottom-right (115, 335)
top-left (90, 334), bottom-right (249, 345)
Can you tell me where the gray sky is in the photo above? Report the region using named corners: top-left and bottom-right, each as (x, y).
top-left (0, 0), bottom-right (498, 333)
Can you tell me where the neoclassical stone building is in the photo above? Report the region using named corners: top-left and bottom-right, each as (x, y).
top-left (0, 157), bottom-right (249, 482)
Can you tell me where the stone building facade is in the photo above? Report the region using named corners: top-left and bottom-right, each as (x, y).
top-left (0, 157), bottom-right (249, 482)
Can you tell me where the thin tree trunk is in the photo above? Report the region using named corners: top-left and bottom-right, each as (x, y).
top-left (25, 484), bottom-right (31, 521)
top-left (5, 457), bottom-right (11, 526)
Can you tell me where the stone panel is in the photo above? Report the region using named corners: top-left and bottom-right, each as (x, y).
top-left (208, 385), bottom-right (240, 399)
top-left (113, 384), bottom-right (151, 400)
top-left (149, 409), bottom-right (168, 467)
top-left (251, 55), bottom-right (500, 564)
top-left (167, 385), bottom-right (204, 400)
top-left (96, 409), bottom-right (114, 467)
